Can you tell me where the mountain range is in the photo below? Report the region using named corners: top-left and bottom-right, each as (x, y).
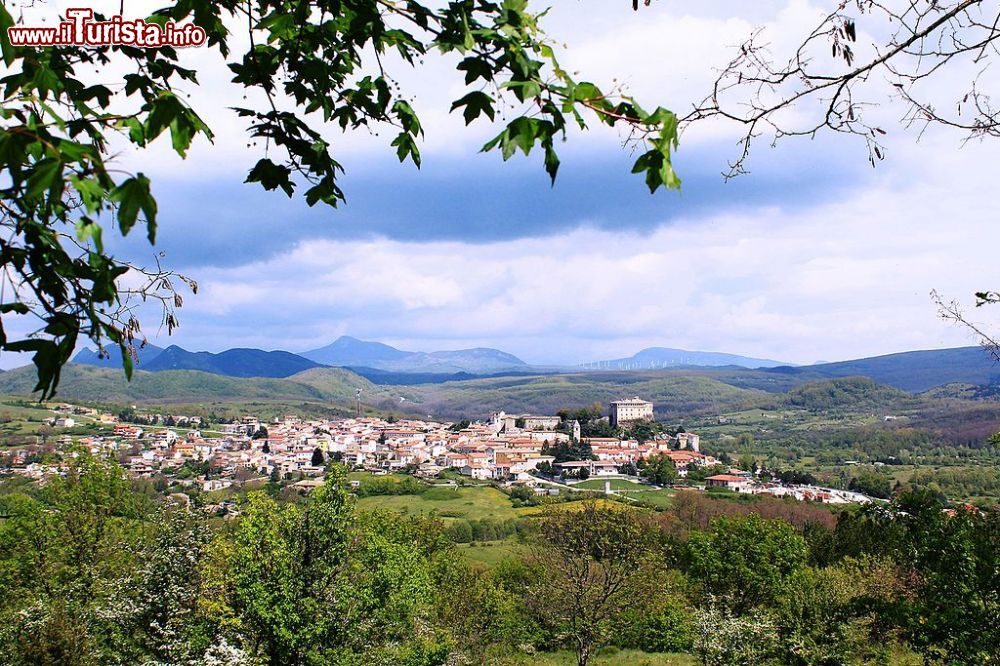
top-left (67, 338), bottom-right (1000, 394)
top-left (71, 336), bottom-right (530, 379)
top-left (301, 336), bottom-right (528, 373)
top-left (72, 344), bottom-right (322, 379)
top-left (772, 346), bottom-right (1000, 393)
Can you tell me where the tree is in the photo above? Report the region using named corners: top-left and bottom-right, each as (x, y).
top-left (448, 420), bottom-right (471, 432)
top-left (436, 558), bottom-right (540, 660)
top-left (310, 447), bottom-right (325, 467)
top-left (105, 507), bottom-right (216, 664)
top-left (530, 503), bottom-right (654, 666)
top-left (773, 558), bottom-right (904, 666)
top-left (847, 466), bottom-right (893, 499)
top-left (639, 453), bottom-right (678, 486)
top-left (884, 494), bottom-right (1000, 663)
top-left (686, 514), bottom-right (808, 614)
top-left (692, 604), bottom-right (780, 666)
top-left (618, 461), bottom-right (639, 476)
top-left (542, 439), bottom-right (596, 464)
top-left (660, 0), bottom-right (1000, 331)
top-left (0, 455), bottom-right (147, 665)
top-left (206, 469), bottom-right (353, 664)
top-left (0, 1), bottom-right (682, 398)
top-left (624, 420), bottom-right (662, 444)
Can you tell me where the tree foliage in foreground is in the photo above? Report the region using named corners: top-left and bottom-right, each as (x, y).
top-left (0, 0), bottom-right (682, 398)
top-left (1, 456), bottom-right (998, 665)
top-left (529, 503), bottom-right (654, 666)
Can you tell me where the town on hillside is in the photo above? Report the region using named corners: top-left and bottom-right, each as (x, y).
top-left (0, 395), bottom-right (878, 506)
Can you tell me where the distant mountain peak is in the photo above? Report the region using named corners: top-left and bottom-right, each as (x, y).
top-left (583, 346), bottom-right (789, 370)
top-left (302, 336), bottom-right (526, 374)
top-left (74, 344), bottom-right (321, 379)
top-left (72, 343), bottom-right (165, 369)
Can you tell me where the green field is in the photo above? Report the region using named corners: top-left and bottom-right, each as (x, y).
top-left (617, 490), bottom-right (674, 509)
top-left (568, 479), bottom-right (676, 508)
top-left (457, 539), bottom-right (529, 566)
top-left (355, 484), bottom-right (528, 521)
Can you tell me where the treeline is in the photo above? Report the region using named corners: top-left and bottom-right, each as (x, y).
top-left (0, 456), bottom-right (997, 666)
top-left (713, 424), bottom-right (1000, 470)
top-left (446, 517), bottom-right (526, 543)
top-left (909, 466), bottom-right (1000, 500)
top-left (352, 475), bottom-right (426, 497)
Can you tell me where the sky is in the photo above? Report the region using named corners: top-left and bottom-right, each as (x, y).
top-left (4, 0), bottom-right (1000, 368)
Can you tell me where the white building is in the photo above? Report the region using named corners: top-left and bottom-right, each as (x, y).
top-left (609, 397), bottom-right (654, 427)
top-left (676, 432), bottom-right (700, 452)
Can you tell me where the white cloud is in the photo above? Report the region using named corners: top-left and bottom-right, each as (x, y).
top-left (151, 134), bottom-right (1000, 365)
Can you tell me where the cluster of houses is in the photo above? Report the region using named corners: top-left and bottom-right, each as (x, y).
top-left (0, 398), bottom-right (877, 505)
top-left (703, 472), bottom-right (875, 504)
top-left (1, 400), bottom-right (712, 490)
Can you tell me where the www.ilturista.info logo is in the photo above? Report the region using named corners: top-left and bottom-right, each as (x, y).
top-left (7, 8), bottom-right (206, 47)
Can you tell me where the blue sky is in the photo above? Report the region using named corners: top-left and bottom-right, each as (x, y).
top-left (4, 0), bottom-right (998, 369)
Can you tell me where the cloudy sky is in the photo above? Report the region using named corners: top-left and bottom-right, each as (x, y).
top-left (7, 0), bottom-right (1000, 368)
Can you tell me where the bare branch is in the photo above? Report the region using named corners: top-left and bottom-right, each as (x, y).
top-left (680, 1), bottom-right (1000, 176)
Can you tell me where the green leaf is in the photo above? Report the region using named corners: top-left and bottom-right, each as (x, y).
top-left (110, 174), bottom-right (158, 242)
top-left (245, 158), bottom-right (295, 197)
top-left (508, 116), bottom-right (539, 156)
top-left (631, 148), bottom-right (681, 193)
top-left (70, 175), bottom-right (106, 214)
top-left (118, 342), bottom-right (134, 381)
top-left (543, 144), bottom-right (560, 184)
top-left (392, 100), bottom-right (423, 136)
top-left (457, 57), bottom-right (493, 84)
top-left (0, 3), bottom-right (16, 67)
top-left (75, 218), bottom-right (104, 254)
top-left (0, 303), bottom-right (30, 315)
top-left (450, 91), bottom-right (495, 124)
top-left (26, 158), bottom-right (63, 200)
top-left (391, 132), bottom-right (421, 168)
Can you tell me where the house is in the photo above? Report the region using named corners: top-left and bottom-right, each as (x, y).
top-left (460, 463), bottom-right (492, 480)
top-left (292, 477), bottom-right (324, 492)
top-left (705, 474), bottom-right (751, 492)
top-left (202, 479), bottom-right (232, 492)
top-left (555, 460), bottom-right (620, 477)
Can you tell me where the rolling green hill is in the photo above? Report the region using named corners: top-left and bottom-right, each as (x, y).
top-left (0, 364), bottom-right (380, 406)
top-left (396, 371), bottom-right (767, 420)
top-left (770, 346), bottom-right (1000, 392)
top-left (783, 376), bottom-right (916, 412)
top-left (0, 363), bottom-right (987, 430)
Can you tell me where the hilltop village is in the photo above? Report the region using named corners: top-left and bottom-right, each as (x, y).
top-left (0, 395), bottom-right (875, 505)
